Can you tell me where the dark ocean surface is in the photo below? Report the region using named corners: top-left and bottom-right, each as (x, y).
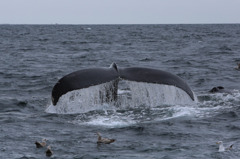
top-left (0, 24), bottom-right (240, 159)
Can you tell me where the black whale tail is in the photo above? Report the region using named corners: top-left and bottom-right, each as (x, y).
top-left (51, 63), bottom-right (194, 106)
top-left (51, 63), bottom-right (119, 105)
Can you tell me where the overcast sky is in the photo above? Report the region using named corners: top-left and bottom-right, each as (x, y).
top-left (0, 0), bottom-right (239, 24)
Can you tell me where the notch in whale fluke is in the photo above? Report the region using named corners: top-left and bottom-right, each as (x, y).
top-left (51, 63), bottom-right (194, 106)
top-left (110, 62), bottom-right (118, 72)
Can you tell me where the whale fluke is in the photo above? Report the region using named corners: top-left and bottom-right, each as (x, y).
top-left (52, 64), bottom-right (119, 105)
top-left (119, 67), bottom-right (194, 101)
top-left (51, 63), bottom-right (194, 105)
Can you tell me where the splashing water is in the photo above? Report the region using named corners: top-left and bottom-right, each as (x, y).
top-left (46, 81), bottom-right (117, 114)
top-left (120, 81), bottom-right (195, 108)
top-left (44, 81), bottom-right (240, 128)
top-left (46, 81), bottom-right (195, 114)
top-left (45, 82), bottom-right (240, 128)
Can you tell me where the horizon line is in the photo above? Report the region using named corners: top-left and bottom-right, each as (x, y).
top-left (0, 22), bottom-right (240, 25)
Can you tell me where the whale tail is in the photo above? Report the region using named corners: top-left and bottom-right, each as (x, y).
top-left (52, 63), bottom-right (194, 106)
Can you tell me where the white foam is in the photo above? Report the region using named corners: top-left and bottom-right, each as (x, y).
top-left (74, 114), bottom-right (137, 128)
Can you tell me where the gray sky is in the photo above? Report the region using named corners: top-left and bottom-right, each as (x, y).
top-left (0, 0), bottom-right (239, 24)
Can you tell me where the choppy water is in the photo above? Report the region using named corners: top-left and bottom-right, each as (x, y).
top-left (0, 24), bottom-right (240, 159)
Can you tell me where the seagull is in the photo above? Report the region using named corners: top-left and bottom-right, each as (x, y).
top-left (46, 146), bottom-right (53, 157)
top-left (35, 139), bottom-right (47, 148)
top-left (96, 132), bottom-right (115, 144)
top-left (216, 141), bottom-right (233, 152)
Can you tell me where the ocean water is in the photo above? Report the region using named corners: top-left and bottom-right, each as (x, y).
top-left (0, 24), bottom-right (240, 159)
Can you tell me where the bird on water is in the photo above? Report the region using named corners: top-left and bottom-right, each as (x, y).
top-left (45, 146), bottom-right (53, 157)
top-left (216, 141), bottom-right (233, 152)
top-left (35, 139), bottom-right (47, 148)
top-left (97, 132), bottom-right (115, 144)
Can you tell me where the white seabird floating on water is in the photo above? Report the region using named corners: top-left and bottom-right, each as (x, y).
top-left (216, 141), bottom-right (233, 152)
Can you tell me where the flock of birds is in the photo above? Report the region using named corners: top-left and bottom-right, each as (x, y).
top-left (35, 135), bottom-right (233, 157)
top-left (34, 132), bottom-right (115, 157)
